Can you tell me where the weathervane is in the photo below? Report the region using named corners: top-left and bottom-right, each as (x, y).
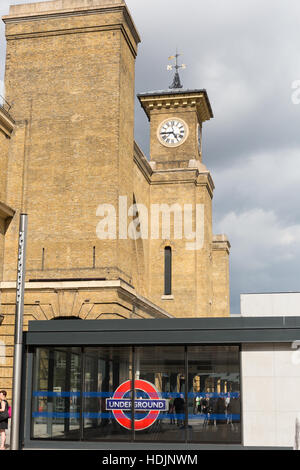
top-left (167, 50), bottom-right (186, 89)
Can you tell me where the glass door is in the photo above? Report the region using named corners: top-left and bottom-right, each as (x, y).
top-left (187, 345), bottom-right (241, 444)
top-left (82, 347), bottom-right (132, 441)
top-left (31, 347), bottom-right (81, 440)
top-left (134, 346), bottom-right (186, 442)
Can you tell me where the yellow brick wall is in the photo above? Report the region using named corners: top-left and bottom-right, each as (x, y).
top-left (0, 130), bottom-right (9, 203)
top-left (0, 111), bottom-right (13, 284)
top-left (148, 172), bottom-right (215, 317)
top-left (3, 5), bottom-right (139, 285)
top-left (133, 147), bottom-right (151, 297)
top-left (0, 219), bottom-right (4, 282)
top-left (212, 238), bottom-right (230, 316)
top-left (144, 99), bottom-right (230, 318)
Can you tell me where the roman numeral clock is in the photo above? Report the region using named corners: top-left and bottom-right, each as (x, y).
top-left (157, 118), bottom-right (189, 147)
top-left (138, 52), bottom-right (213, 171)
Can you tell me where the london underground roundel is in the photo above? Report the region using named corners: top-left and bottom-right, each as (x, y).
top-left (106, 379), bottom-right (167, 431)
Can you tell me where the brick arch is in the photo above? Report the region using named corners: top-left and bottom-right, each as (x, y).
top-left (24, 291), bottom-right (92, 321)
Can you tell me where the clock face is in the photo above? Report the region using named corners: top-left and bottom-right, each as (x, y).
top-left (158, 118), bottom-right (188, 147)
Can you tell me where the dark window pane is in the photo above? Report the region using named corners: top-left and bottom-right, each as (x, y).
top-left (31, 347), bottom-right (81, 440)
top-left (187, 346), bottom-right (241, 444)
top-left (164, 247), bottom-right (172, 295)
top-left (83, 347), bottom-right (132, 441)
top-left (134, 346), bottom-right (186, 442)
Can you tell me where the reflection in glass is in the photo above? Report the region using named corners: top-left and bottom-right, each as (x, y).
top-left (83, 347), bottom-right (132, 441)
top-left (30, 344), bottom-right (241, 444)
top-left (134, 346), bottom-right (186, 442)
top-left (187, 346), bottom-right (241, 443)
top-left (32, 347), bottom-right (81, 439)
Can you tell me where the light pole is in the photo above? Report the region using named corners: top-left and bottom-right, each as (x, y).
top-left (11, 213), bottom-right (28, 450)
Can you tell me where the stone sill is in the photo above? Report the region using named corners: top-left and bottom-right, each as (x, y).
top-left (161, 295), bottom-right (174, 300)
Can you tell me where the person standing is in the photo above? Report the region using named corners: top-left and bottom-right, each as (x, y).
top-left (168, 394), bottom-right (176, 424)
top-left (0, 390), bottom-right (9, 450)
top-left (173, 394), bottom-right (185, 427)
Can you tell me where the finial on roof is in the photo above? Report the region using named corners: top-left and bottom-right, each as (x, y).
top-left (167, 50), bottom-right (186, 89)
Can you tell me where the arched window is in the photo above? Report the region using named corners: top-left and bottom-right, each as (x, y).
top-left (164, 246), bottom-right (172, 295)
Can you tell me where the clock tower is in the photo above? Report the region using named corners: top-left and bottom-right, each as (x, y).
top-left (138, 88), bottom-right (212, 169)
top-left (137, 70), bottom-right (230, 318)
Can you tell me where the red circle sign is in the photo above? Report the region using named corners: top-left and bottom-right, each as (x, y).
top-left (110, 379), bottom-right (162, 431)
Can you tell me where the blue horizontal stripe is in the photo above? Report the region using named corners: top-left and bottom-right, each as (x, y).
top-left (161, 393), bottom-right (183, 398)
top-left (34, 391), bottom-right (240, 400)
top-left (83, 413), bottom-right (112, 419)
top-left (33, 411), bottom-right (241, 422)
top-left (83, 392), bottom-right (112, 398)
top-left (187, 393), bottom-right (240, 399)
top-left (33, 391), bottom-right (80, 398)
top-left (194, 413), bottom-right (240, 421)
top-left (158, 414), bottom-right (240, 421)
top-left (34, 391), bottom-right (114, 398)
top-left (32, 412), bottom-right (80, 419)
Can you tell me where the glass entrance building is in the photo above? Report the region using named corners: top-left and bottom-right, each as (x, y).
top-left (20, 316), bottom-right (300, 449)
top-left (31, 345), bottom-right (241, 444)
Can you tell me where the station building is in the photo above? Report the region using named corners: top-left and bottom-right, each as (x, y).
top-left (0, 0), bottom-right (298, 450)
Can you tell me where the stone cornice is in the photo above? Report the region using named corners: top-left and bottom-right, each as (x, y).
top-left (196, 172), bottom-right (215, 199)
top-left (150, 167), bottom-right (215, 197)
top-left (133, 144), bottom-right (215, 198)
top-left (138, 90), bottom-right (213, 123)
top-left (3, 3), bottom-right (140, 56)
top-left (0, 279), bottom-right (174, 319)
top-left (0, 106), bottom-right (14, 138)
top-left (7, 0), bottom-right (125, 15)
top-left (0, 201), bottom-right (15, 221)
top-left (151, 167), bottom-right (200, 184)
top-left (212, 234), bottom-right (231, 254)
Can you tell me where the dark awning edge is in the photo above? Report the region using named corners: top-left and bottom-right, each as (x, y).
top-left (26, 316), bottom-right (300, 346)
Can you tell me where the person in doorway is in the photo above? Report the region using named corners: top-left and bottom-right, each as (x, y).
top-left (215, 396), bottom-right (226, 425)
top-left (228, 393), bottom-right (241, 432)
top-left (168, 394), bottom-right (176, 424)
top-left (173, 394), bottom-right (185, 427)
top-left (0, 390), bottom-right (9, 450)
top-left (225, 392), bottom-right (231, 424)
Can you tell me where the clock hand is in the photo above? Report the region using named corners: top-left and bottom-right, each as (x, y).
top-left (172, 126), bottom-right (180, 137)
top-left (161, 131), bottom-right (176, 137)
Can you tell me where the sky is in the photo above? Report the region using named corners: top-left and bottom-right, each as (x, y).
top-left (1, 0), bottom-right (300, 314)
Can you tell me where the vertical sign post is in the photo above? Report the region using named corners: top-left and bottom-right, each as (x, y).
top-left (11, 214), bottom-right (28, 450)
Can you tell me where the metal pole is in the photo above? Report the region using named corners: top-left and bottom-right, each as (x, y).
top-left (11, 214), bottom-right (28, 450)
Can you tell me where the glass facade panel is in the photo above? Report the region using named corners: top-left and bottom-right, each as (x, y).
top-left (30, 344), bottom-right (241, 444)
top-left (134, 346), bottom-right (186, 442)
top-left (83, 347), bottom-right (132, 441)
top-left (32, 347), bottom-right (81, 440)
top-left (187, 346), bottom-right (241, 443)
